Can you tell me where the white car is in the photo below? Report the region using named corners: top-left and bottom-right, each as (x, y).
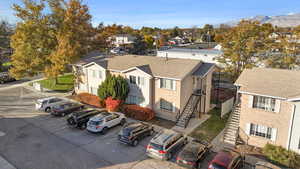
top-left (35, 97), bottom-right (66, 112)
top-left (87, 112), bottom-right (126, 134)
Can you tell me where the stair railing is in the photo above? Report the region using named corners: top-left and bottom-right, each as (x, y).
top-left (223, 102), bottom-right (241, 143)
top-left (176, 94), bottom-right (194, 123)
top-left (183, 95), bottom-right (201, 128)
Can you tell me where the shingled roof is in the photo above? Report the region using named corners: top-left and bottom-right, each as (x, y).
top-left (235, 68), bottom-right (300, 99)
top-left (82, 55), bottom-right (203, 79)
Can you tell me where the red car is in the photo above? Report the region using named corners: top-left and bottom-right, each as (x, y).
top-left (208, 150), bottom-right (244, 169)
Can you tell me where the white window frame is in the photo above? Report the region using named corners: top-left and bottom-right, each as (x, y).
top-left (129, 75), bottom-right (137, 84)
top-left (90, 70), bottom-right (96, 78)
top-left (98, 70), bottom-right (103, 79)
top-left (252, 95), bottom-right (276, 112)
top-left (90, 87), bottom-right (98, 95)
top-left (126, 95), bottom-right (144, 105)
top-left (249, 123), bottom-right (275, 140)
top-left (160, 99), bottom-right (175, 112)
top-left (160, 78), bottom-right (176, 90)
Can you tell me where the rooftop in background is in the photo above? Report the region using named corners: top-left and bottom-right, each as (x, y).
top-left (235, 68), bottom-right (300, 99)
top-left (159, 47), bottom-right (222, 55)
top-left (78, 54), bottom-right (209, 79)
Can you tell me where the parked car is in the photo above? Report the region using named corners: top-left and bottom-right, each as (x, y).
top-left (86, 112), bottom-right (126, 134)
top-left (35, 97), bottom-right (66, 112)
top-left (146, 129), bottom-right (187, 160)
top-left (208, 149), bottom-right (244, 169)
top-left (50, 102), bottom-right (84, 117)
top-left (118, 122), bottom-right (154, 146)
top-left (67, 108), bottom-right (107, 129)
top-left (0, 72), bottom-right (16, 84)
top-left (255, 161), bottom-right (283, 169)
top-left (176, 140), bottom-right (211, 169)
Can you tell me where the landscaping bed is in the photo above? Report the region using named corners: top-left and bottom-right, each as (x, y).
top-left (189, 108), bottom-right (230, 142)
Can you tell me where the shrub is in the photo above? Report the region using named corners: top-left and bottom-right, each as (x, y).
top-left (121, 104), bottom-right (155, 121)
top-left (98, 74), bottom-right (129, 100)
top-left (74, 93), bottom-right (104, 108)
top-left (105, 96), bottom-right (122, 112)
top-left (263, 143), bottom-right (300, 168)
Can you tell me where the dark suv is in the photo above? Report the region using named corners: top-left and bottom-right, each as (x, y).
top-left (118, 122), bottom-right (154, 146)
top-left (67, 108), bottom-right (107, 129)
top-left (50, 102), bottom-right (84, 117)
top-left (0, 72), bottom-right (16, 84)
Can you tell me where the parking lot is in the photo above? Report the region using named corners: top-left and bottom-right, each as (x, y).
top-left (0, 86), bottom-right (257, 169)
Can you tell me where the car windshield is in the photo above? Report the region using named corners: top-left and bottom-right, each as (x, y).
top-left (89, 120), bottom-right (102, 126)
top-left (119, 128), bottom-right (131, 137)
top-left (149, 142), bottom-right (163, 150)
top-left (211, 163), bottom-right (227, 169)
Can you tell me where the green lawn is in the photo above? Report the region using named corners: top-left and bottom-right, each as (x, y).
top-left (37, 74), bottom-right (74, 91)
top-left (189, 108), bottom-right (230, 142)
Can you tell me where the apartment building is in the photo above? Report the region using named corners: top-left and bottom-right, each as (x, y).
top-left (234, 68), bottom-right (300, 153)
top-left (73, 54), bottom-right (215, 126)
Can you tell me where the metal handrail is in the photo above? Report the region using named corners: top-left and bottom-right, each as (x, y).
top-left (175, 94), bottom-right (194, 123)
top-left (183, 95), bottom-right (201, 128)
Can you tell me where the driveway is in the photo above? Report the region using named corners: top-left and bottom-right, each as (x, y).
top-left (0, 86), bottom-right (257, 169)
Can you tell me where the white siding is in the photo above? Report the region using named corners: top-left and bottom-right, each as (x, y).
top-left (289, 102), bottom-right (300, 153)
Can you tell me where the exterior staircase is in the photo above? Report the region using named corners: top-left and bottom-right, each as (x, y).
top-left (223, 103), bottom-right (241, 145)
top-left (175, 93), bottom-right (201, 128)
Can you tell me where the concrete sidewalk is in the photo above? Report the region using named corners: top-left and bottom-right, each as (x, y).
top-left (0, 156), bottom-right (16, 169)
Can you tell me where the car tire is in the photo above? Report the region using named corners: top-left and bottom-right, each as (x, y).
top-left (102, 127), bottom-right (108, 135)
top-left (149, 129), bottom-right (154, 136)
top-left (80, 123), bottom-right (87, 130)
top-left (132, 140), bottom-right (139, 146)
top-left (120, 118), bottom-right (126, 126)
top-left (45, 107), bottom-right (51, 113)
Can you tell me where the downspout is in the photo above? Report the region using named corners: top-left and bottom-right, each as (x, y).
top-left (287, 104), bottom-right (296, 150)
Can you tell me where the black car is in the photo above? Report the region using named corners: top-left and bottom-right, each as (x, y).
top-left (0, 72), bottom-right (16, 84)
top-left (176, 140), bottom-right (211, 169)
top-left (67, 108), bottom-right (107, 129)
top-left (50, 102), bottom-right (84, 117)
top-left (118, 122), bottom-right (154, 146)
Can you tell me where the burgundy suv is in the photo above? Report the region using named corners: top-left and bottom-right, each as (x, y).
top-left (208, 149), bottom-right (244, 169)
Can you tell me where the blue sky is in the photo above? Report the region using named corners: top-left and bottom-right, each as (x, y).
top-left (1, 0), bottom-right (300, 28)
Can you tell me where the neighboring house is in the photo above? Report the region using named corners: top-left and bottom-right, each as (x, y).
top-left (233, 68), bottom-right (300, 153)
top-left (157, 47), bottom-right (223, 67)
top-left (73, 54), bottom-right (215, 127)
top-left (109, 34), bottom-right (136, 47)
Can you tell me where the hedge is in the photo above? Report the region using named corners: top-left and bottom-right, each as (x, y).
top-left (263, 143), bottom-right (300, 168)
top-left (121, 104), bottom-right (155, 121)
top-left (74, 93), bottom-right (104, 108)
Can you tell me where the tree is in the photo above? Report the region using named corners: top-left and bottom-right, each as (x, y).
top-left (215, 20), bottom-right (273, 80)
top-left (45, 0), bottom-right (93, 81)
top-left (10, 0), bottom-right (54, 78)
top-left (98, 74), bottom-right (129, 101)
top-left (130, 34), bottom-right (147, 54)
top-left (144, 35), bottom-right (155, 49)
top-left (10, 0), bottom-right (93, 81)
top-left (0, 21), bottom-right (13, 71)
top-left (170, 26), bottom-right (182, 37)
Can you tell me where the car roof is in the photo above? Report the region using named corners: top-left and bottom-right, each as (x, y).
top-left (90, 112), bottom-right (111, 121)
top-left (123, 122), bottom-right (145, 131)
top-left (151, 129), bottom-right (179, 145)
top-left (179, 141), bottom-right (207, 159)
top-left (38, 97), bottom-right (57, 101)
top-left (213, 151), bottom-right (235, 167)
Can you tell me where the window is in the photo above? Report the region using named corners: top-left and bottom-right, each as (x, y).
top-left (138, 77), bottom-right (145, 86)
top-left (253, 96), bottom-right (276, 112)
top-left (91, 70), bottom-right (96, 78)
top-left (90, 87), bottom-right (98, 95)
top-left (250, 123), bottom-right (273, 139)
top-left (98, 71), bottom-right (102, 79)
top-left (129, 75), bottom-right (136, 84)
top-left (160, 99), bottom-right (174, 112)
top-left (126, 95), bottom-right (144, 105)
top-left (160, 78), bottom-right (175, 90)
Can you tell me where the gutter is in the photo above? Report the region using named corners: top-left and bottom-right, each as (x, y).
top-left (287, 104), bottom-right (296, 150)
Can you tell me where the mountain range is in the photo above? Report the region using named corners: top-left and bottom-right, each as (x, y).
top-left (223, 13), bottom-right (300, 27)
